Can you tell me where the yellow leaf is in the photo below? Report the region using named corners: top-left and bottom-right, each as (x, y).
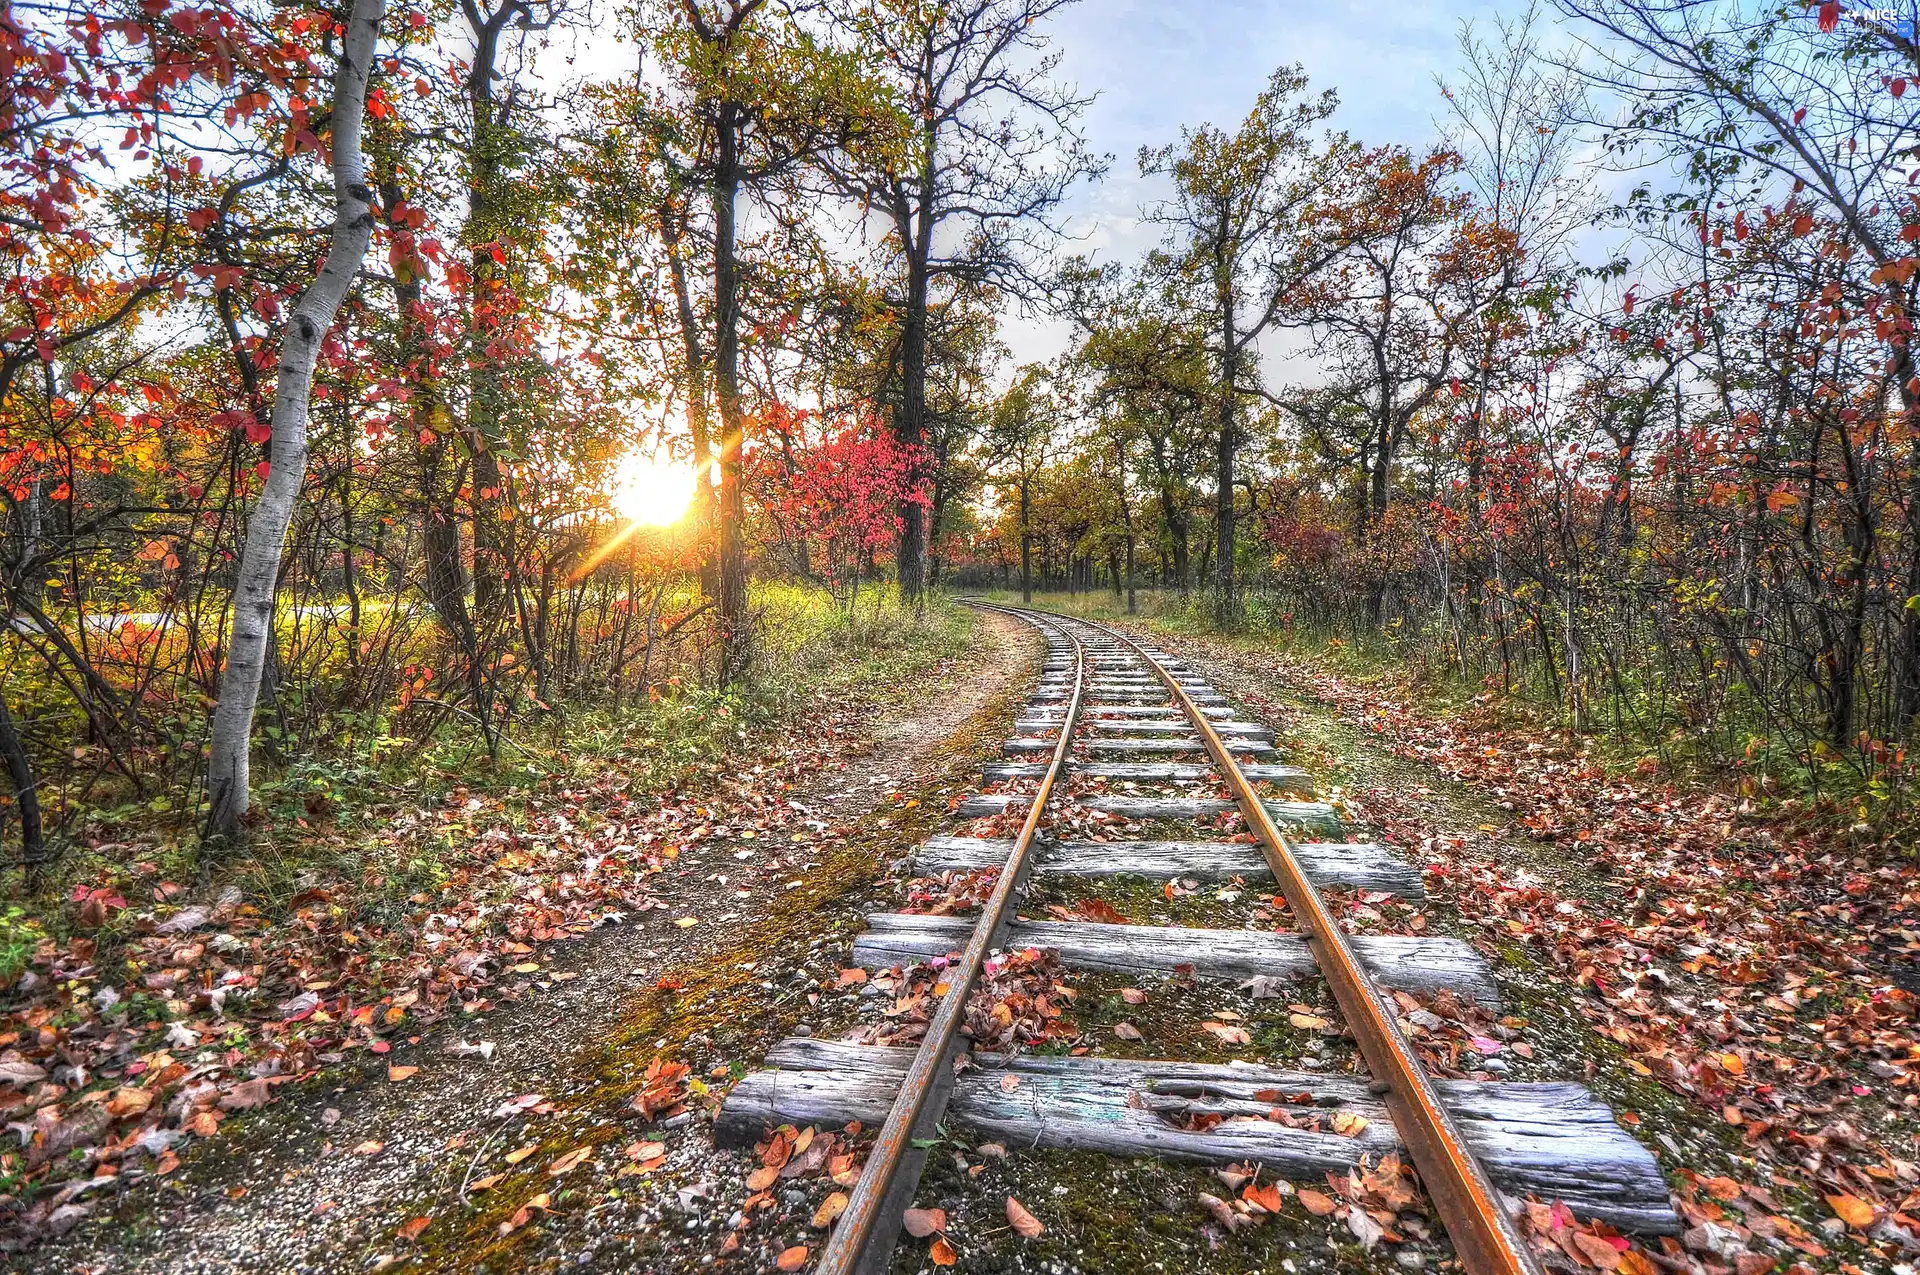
top-left (812, 1191), bottom-right (849, 1228)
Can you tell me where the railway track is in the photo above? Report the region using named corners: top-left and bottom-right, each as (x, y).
top-left (719, 604), bottom-right (1678, 1272)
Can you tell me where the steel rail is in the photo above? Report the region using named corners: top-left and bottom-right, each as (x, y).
top-left (1095, 617), bottom-right (1546, 1275)
top-left (815, 608), bottom-right (1088, 1275)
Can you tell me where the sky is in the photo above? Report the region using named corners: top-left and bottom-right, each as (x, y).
top-left (1000, 0), bottom-right (1567, 367)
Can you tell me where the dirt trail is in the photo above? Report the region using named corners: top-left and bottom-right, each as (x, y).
top-left (33, 610), bottom-right (1036, 1275)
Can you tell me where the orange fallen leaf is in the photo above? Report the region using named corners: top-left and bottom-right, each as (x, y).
top-left (775, 1245), bottom-right (810, 1271)
top-left (1826, 1193), bottom-right (1876, 1229)
top-left (1006, 1195), bottom-right (1044, 1238)
top-left (931, 1236), bottom-right (958, 1265)
top-left (351, 1140), bottom-right (384, 1156)
top-left (468, 1173), bottom-right (504, 1192)
top-left (1243, 1181), bottom-right (1287, 1213)
top-left (1120, 987), bottom-right (1147, 1004)
top-left (1298, 1188), bottom-right (1337, 1216)
top-left (503, 1142), bottom-right (539, 1165)
top-left (747, 1164), bottom-right (780, 1191)
top-left (388, 1065), bottom-right (420, 1082)
top-left (548, 1146), bottom-right (592, 1176)
top-left (500, 1191), bottom-right (552, 1235)
top-left (397, 1216), bottom-right (431, 1242)
top-left (1113, 1022), bottom-right (1144, 1041)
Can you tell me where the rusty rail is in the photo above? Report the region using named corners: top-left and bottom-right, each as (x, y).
top-left (1111, 623), bottom-right (1546, 1275)
top-left (814, 608), bottom-right (1087, 1275)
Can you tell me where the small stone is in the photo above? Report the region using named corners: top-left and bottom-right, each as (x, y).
top-left (792, 1023), bottom-right (813, 1037)
top-left (1395, 1251), bottom-right (1426, 1271)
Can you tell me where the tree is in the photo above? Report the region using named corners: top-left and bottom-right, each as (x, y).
top-left (206, 0), bottom-right (388, 843)
top-left (824, 0), bottom-right (1103, 602)
top-left (1555, 0), bottom-right (1920, 726)
top-left (984, 364), bottom-right (1060, 602)
top-left (1140, 66), bottom-right (1338, 625)
top-left (641, 0), bottom-right (875, 684)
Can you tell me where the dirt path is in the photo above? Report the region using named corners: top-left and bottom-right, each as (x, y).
top-left (34, 610), bottom-right (1037, 1275)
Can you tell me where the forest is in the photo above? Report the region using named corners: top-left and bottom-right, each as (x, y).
top-left (1, 0), bottom-right (1917, 1266)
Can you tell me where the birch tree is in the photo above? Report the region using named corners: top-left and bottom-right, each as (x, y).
top-left (207, 0), bottom-right (388, 844)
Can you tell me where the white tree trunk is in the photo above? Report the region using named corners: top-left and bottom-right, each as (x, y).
top-left (206, 0), bottom-right (387, 843)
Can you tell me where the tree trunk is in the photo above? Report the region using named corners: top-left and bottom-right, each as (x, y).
top-left (713, 101), bottom-right (750, 685)
top-left (1214, 257), bottom-right (1238, 628)
top-left (207, 0), bottom-right (385, 844)
top-left (1019, 480), bottom-right (1033, 604)
top-left (662, 204), bottom-right (719, 599)
top-left (892, 176), bottom-right (936, 602)
top-left (0, 694), bottom-right (43, 876)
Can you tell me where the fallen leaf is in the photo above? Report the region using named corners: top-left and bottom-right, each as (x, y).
top-left (675, 917), bottom-right (699, 928)
top-left (747, 1164), bottom-right (780, 1191)
top-left (931, 1236), bottom-right (958, 1266)
top-left (1331, 1112), bottom-right (1370, 1137)
top-left (1244, 1181), bottom-right (1287, 1213)
top-left (548, 1146), bottom-right (592, 1176)
top-left (903, 1207), bottom-right (947, 1237)
top-left (1113, 1022), bottom-right (1144, 1041)
top-left (1120, 987), bottom-right (1147, 1004)
top-left (351, 1140), bottom-right (385, 1156)
top-left (388, 1065), bottom-right (419, 1082)
top-left (503, 1143), bottom-right (540, 1165)
top-left (1570, 1231), bottom-right (1622, 1270)
top-left (501, 1191), bottom-right (552, 1235)
top-left (999, 1074), bottom-right (1021, 1092)
top-left (1826, 1193), bottom-right (1876, 1229)
top-left (1345, 1203), bottom-right (1384, 1247)
top-left (1298, 1188), bottom-right (1337, 1216)
top-left (397, 1216), bottom-right (431, 1242)
top-left (1006, 1195), bottom-right (1044, 1238)
top-left (469, 1173), bottom-right (504, 1192)
top-left (1203, 1021), bottom-right (1252, 1045)
top-left (775, 1245), bottom-right (810, 1271)
top-left (813, 1191), bottom-right (849, 1228)
top-left (1289, 1013), bottom-right (1331, 1031)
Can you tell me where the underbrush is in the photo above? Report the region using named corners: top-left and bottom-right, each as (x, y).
top-left (977, 586), bottom-right (1917, 841)
top-left (8, 585), bottom-right (975, 951)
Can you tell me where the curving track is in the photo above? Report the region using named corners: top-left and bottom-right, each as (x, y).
top-left (720, 604), bottom-right (1678, 1273)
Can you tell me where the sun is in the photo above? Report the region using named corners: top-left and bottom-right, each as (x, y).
top-left (608, 449), bottom-right (696, 526)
